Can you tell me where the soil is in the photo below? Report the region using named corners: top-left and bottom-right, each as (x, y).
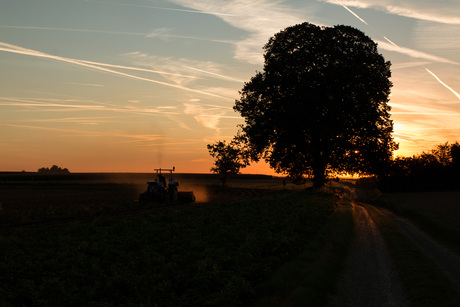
top-left (328, 203), bottom-right (408, 306)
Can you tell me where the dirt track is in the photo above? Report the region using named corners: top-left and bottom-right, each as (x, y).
top-left (328, 203), bottom-right (408, 306)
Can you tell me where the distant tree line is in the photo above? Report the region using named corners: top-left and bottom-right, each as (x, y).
top-left (38, 165), bottom-right (70, 174)
top-left (379, 142), bottom-right (460, 192)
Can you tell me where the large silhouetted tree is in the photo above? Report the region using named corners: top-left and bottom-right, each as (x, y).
top-left (234, 22), bottom-right (398, 187)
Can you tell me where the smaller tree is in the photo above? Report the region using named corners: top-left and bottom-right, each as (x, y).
top-left (38, 165), bottom-right (70, 174)
top-left (451, 142), bottom-right (460, 169)
top-left (207, 139), bottom-right (248, 186)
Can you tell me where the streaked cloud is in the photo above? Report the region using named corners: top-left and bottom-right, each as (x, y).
top-left (123, 51), bottom-right (243, 85)
top-left (335, 4), bottom-right (459, 65)
top-left (322, 0), bottom-right (460, 24)
top-left (377, 40), bottom-right (459, 65)
top-left (0, 42), bottom-right (233, 101)
top-left (0, 97), bottom-right (180, 117)
top-left (68, 82), bottom-right (104, 87)
top-left (390, 102), bottom-right (460, 116)
top-left (3, 123), bottom-right (164, 142)
top-left (0, 25), bottom-right (145, 36)
top-left (112, 2), bottom-right (236, 17)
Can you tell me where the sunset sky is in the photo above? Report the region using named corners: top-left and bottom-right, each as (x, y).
top-left (1, 0), bottom-right (459, 174)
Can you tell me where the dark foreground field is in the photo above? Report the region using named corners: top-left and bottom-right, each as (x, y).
top-left (2, 173), bottom-right (459, 306)
top-left (0, 173), bottom-right (352, 306)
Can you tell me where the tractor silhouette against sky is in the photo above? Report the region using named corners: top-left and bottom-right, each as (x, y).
top-left (139, 167), bottom-right (195, 204)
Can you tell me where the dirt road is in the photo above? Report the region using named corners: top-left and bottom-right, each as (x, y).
top-left (328, 203), bottom-right (408, 306)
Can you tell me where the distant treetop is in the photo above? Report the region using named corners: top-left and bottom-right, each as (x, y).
top-left (38, 165), bottom-right (70, 174)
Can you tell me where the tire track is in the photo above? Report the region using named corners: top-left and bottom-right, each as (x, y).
top-left (329, 203), bottom-right (408, 306)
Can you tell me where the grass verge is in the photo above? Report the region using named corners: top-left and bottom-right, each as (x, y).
top-left (372, 194), bottom-right (460, 255)
top-left (363, 204), bottom-right (460, 307)
top-left (256, 200), bottom-right (354, 306)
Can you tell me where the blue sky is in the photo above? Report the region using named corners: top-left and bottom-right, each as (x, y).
top-left (1, 0), bottom-right (459, 173)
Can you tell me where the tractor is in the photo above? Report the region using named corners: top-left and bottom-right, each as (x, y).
top-left (139, 167), bottom-right (195, 203)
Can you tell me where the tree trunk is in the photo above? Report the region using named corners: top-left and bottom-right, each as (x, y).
top-left (313, 164), bottom-right (327, 188)
top-left (221, 175), bottom-right (227, 187)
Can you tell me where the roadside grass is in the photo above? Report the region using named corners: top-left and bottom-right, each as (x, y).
top-left (373, 192), bottom-right (460, 255)
top-left (0, 189), bottom-right (338, 306)
top-left (256, 200), bottom-right (354, 306)
top-left (363, 204), bottom-right (460, 307)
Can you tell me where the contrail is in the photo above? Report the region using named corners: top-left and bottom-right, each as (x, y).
top-left (376, 40), bottom-right (459, 65)
top-left (79, 59), bottom-right (199, 79)
top-left (111, 2), bottom-right (236, 17)
top-left (184, 66), bottom-right (244, 83)
top-left (0, 97), bottom-right (180, 116)
top-left (340, 6), bottom-right (460, 99)
top-left (0, 41), bottom-right (238, 82)
top-left (0, 25), bottom-right (144, 36)
top-left (3, 123), bottom-right (164, 141)
top-left (426, 68), bottom-right (460, 100)
top-left (0, 42), bottom-right (234, 101)
top-left (342, 5), bottom-right (368, 25)
top-left (0, 25), bottom-right (234, 45)
top-left (383, 36), bottom-right (398, 47)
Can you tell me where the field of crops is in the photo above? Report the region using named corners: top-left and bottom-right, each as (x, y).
top-left (0, 173), bottom-right (345, 305)
top-left (0, 173), bottom-right (286, 228)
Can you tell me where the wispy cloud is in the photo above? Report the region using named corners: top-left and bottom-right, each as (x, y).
top-left (183, 102), bottom-right (240, 130)
top-left (168, 0), bottom-right (307, 64)
top-left (124, 51), bottom-right (243, 85)
top-left (0, 42), bottom-right (234, 101)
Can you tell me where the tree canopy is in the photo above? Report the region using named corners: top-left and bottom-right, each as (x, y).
top-left (234, 22), bottom-right (398, 187)
top-left (207, 139), bottom-right (248, 186)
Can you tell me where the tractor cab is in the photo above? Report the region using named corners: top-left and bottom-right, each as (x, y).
top-left (139, 167), bottom-right (195, 203)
